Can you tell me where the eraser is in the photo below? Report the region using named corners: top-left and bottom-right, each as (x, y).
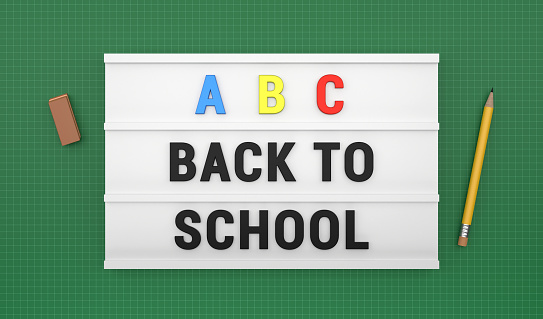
top-left (458, 236), bottom-right (468, 247)
top-left (49, 94), bottom-right (81, 146)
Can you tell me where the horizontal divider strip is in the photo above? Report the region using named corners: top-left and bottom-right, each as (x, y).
top-left (104, 259), bottom-right (439, 269)
top-left (104, 53), bottom-right (439, 64)
top-left (104, 194), bottom-right (439, 203)
top-left (104, 122), bottom-right (439, 131)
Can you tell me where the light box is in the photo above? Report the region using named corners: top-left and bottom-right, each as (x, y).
top-left (104, 54), bottom-right (439, 269)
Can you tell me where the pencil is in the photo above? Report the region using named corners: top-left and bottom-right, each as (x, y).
top-left (458, 89), bottom-right (494, 246)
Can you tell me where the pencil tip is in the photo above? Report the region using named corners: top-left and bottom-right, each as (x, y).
top-left (491, 88), bottom-right (493, 92)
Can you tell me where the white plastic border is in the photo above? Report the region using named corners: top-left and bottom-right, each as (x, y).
top-left (104, 53), bottom-right (439, 64)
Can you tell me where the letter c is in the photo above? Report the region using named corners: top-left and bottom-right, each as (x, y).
top-left (317, 74), bottom-right (344, 114)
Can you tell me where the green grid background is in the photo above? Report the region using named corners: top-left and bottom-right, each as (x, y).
top-left (1, 0), bottom-right (541, 317)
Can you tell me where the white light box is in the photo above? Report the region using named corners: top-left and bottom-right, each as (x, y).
top-left (104, 54), bottom-right (439, 269)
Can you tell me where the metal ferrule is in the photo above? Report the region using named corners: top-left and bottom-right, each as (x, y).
top-left (460, 224), bottom-right (470, 238)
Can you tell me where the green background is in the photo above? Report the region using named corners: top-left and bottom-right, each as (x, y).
top-left (1, 0), bottom-right (541, 317)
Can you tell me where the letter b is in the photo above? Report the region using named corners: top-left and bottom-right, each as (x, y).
top-left (170, 143), bottom-right (196, 181)
top-left (259, 75), bottom-right (285, 114)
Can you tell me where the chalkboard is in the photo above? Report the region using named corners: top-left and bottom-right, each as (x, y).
top-left (2, 1), bottom-right (541, 317)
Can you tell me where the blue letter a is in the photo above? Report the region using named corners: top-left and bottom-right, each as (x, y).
top-left (196, 75), bottom-right (226, 114)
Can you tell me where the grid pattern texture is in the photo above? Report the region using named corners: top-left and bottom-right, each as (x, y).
top-left (1, 0), bottom-right (541, 317)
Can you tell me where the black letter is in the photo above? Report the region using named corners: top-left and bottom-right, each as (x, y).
top-left (170, 143), bottom-right (196, 181)
top-left (207, 209), bottom-right (234, 250)
top-left (235, 142), bottom-right (262, 182)
top-left (268, 142), bottom-right (296, 181)
top-left (314, 142), bottom-right (340, 181)
top-left (345, 142), bottom-right (374, 182)
top-left (175, 210), bottom-right (201, 250)
top-left (201, 142), bottom-right (231, 182)
top-left (346, 210), bottom-right (369, 249)
top-left (275, 209), bottom-right (304, 250)
top-left (310, 210), bottom-right (339, 250)
top-left (240, 210), bottom-right (268, 249)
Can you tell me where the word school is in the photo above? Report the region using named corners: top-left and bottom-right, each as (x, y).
top-left (175, 209), bottom-right (369, 250)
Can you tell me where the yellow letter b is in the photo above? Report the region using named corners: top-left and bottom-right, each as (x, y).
top-left (259, 75), bottom-right (285, 114)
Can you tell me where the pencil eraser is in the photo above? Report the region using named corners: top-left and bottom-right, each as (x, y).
top-left (458, 236), bottom-right (468, 247)
top-left (49, 94), bottom-right (81, 146)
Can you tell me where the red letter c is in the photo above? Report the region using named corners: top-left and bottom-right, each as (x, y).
top-left (317, 74), bottom-right (344, 115)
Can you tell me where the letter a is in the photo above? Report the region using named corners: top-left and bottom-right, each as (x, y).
top-left (259, 75), bottom-right (285, 114)
top-left (196, 75), bottom-right (226, 114)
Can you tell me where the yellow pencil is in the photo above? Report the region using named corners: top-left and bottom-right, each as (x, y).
top-left (458, 89), bottom-right (494, 247)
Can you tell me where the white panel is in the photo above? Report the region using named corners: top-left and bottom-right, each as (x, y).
top-left (105, 130), bottom-right (437, 195)
top-left (105, 63), bottom-right (437, 123)
top-left (105, 202), bottom-right (438, 268)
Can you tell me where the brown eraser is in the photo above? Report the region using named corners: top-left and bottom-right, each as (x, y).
top-left (458, 236), bottom-right (468, 247)
top-left (49, 94), bottom-right (81, 146)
